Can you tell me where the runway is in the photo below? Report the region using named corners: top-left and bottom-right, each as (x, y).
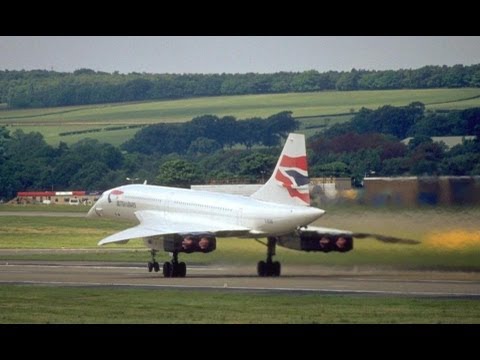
top-left (1, 261), bottom-right (480, 298)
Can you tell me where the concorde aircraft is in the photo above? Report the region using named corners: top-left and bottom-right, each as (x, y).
top-left (87, 133), bottom-right (417, 277)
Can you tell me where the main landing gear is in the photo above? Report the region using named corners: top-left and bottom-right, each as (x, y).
top-left (147, 250), bottom-right (186, 277)
top-left (147, 250), bottom-right (160, 273)
top-left (257, 237), bottom-right (281, 277)
top-left (162, 251), bottom-right (186, 278)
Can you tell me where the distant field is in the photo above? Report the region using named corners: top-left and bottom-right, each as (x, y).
top-left (402, 136), bottom-right (477, 149)
top-left (1, 88), bottom-right (480, 146)
top-left (16, 125), bottom-right (140, 147)
top-left (298, 114), bottom-right (354, 138)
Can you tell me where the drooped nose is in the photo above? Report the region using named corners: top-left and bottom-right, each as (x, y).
top-left (86, 199), bottom-right (103, 218)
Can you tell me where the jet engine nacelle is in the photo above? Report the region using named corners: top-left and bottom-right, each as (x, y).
top-left (277, 230), bottom-right (353, 253)
top-left (164, 233), bottom-right (217, 253)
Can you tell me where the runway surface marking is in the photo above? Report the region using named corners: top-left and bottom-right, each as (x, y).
top-left (0, 280), bottom-right (480, 299)
top-left (1, 261), bottom-right (480, 298)
top-left (1, 279), bottom-right (479, 297)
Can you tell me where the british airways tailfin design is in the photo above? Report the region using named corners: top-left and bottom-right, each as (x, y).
top-left (251, 133), bottom-right (310, 206)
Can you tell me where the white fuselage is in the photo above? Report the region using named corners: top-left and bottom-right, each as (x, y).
top-left (87, 184), bottom-right (325, 236)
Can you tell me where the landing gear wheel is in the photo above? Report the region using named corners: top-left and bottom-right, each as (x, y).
top-left (257, 237), bottom-right (282, 277)
top-left (178, 262), bottom-right (187, 277)
top-left (272, 261), bottom-right (281, 277)
top-left (163, 262), bottom-right (172, 277)
top-left (171, 263), bottom-right (178, 277)
top-left (149, 249), bottom-right (159, 273)
top-left (257, 261), bottom-right (266, 277)
top-left (162, 252), bottom-right (188, 278)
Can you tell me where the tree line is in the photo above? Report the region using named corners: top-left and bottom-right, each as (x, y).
top-left (322, 103), bottom-right (480, 139)
top-left (1, 64), bottom-right (480, 108)
top-left (122, 111), bottom-right (298, 154)
top-left (309, 104), bottom-right (480, 180)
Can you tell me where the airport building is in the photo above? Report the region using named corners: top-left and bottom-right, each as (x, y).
top-left (14, 191), bottom-right (101, 206)
top-left (363, 176), bottom-right (480, 206)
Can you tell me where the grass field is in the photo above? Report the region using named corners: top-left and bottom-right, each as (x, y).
top-left (1, 285), bottom-right (479, 323)
top-left (14, 125), bottom-right (141, 146)
top-left (1, 206), bottom-right (479, 270)
top-left (297, 114), bottom-right (354, 137)
top-left (1, 88), bottom-right (480, 145)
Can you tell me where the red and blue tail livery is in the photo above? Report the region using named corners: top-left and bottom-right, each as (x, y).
top-left (275, 155), bottom-right (310, 204)
top-left (251, 133), bottom-right (311, 206)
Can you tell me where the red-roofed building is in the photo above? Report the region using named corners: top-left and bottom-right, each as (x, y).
top-left (14, 191), bottom-right (101, 205)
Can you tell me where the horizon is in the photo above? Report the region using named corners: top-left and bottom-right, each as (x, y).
top-left (1, 62), bottom-right (479, 75)
top-left (1, 36), bottom-right (480, 74)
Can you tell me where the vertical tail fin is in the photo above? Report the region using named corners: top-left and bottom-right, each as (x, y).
top-left (251, 133), bottom-right (310, 206)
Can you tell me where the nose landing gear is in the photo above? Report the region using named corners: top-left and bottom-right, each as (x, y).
top-left (147, 249), bottom-right (160, 273)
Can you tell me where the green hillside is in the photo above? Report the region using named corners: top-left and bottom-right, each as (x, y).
top-left (1, 88), bottom-right (479, 146)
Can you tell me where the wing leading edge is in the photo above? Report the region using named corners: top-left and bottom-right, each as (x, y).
top-left (98, 210), bottom-right (251, 245)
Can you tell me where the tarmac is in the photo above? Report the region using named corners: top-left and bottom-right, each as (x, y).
top-left (1, 260), bottom-right (480, 298)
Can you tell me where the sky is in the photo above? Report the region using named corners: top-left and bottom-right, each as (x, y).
top-left (0, 36), bottom-right (479, 74)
